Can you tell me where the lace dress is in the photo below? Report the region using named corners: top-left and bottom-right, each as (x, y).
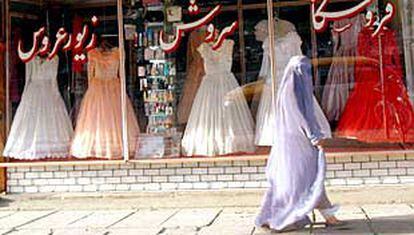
top-left (181, 40), bottom-right (254, 156)
top-left (255, 31), bottom-right (302, 146)
top-left (3, 56), bottom-right (73, 159)
top-left (71, 48), bottom-right (140, 159)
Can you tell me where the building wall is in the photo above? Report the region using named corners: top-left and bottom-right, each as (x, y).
top-left (6, 153), bottom-right (414, 193)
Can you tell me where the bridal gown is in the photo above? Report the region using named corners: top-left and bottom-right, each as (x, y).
top-left (71, 48), bottom-right (140, 159)
top-left (3, 56), bottom-right (73, 159)
top-left (255, 31), bottom-right (302, 146)
top-left (181, 40), bottom-right (254, 156)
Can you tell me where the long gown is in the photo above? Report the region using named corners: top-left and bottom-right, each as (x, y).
top-left (321, 15), bottom-right (364, 122)
top-left (336, 28), bottom-right (414, 143)
top-left (255, 31), bottom-right (302, 146)
top-left (71, 48), bottom-right (140, 159)
top-left (181, 40), bottom-right (255, 156)
top-left (3, 56), bottom-right (73, 159)
top-left (255, 56), bottom-right (337, 231)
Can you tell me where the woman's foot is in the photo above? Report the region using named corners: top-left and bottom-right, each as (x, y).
top-left (325, 216), bottom-right (347, 226)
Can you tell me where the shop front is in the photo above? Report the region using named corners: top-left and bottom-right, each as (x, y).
top-left (1, 0), bottom-right (414, 194)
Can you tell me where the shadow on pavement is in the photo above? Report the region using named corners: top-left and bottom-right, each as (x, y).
top-left (311, 216), bottom-right (414, 234)
top-left (0, 197), bottom-right (13, 208)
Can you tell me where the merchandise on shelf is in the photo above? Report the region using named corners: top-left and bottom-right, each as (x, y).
top-left (135, 7), bottom-right (178, 136)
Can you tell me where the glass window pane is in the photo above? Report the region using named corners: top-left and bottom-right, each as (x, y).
top-left (4, 1), bottom-right (127, 161)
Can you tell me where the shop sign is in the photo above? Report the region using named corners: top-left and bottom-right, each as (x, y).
top-left (17, 16), bottom-right (99, 63)
top-left (311, 0), bottom-right (395, 37)
top-left (160, 3), bottom-right (238, 53)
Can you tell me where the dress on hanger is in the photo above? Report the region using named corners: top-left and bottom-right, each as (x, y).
top-left (255, 56), bottom-right (338, 231)
top-left (181, 40), bottom-right (254, 156)
top-left (321, 15), bottom-right (364, 122)
top-left (336, 28), bottom-right (414, 143)
top-left (177, 30), bottom-right (206, 125)
top-left (3, 56), bottom-right (73, 159)
top-left (255, 31), bottom-right (302, 146)
top-left (71, 48), bottom-right (140, 159)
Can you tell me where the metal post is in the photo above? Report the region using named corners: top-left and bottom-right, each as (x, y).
top-left (378, 34), bottom-right (389, 140)
top-left (266, 0), bottom-right (277, 110)
top-left (117, 0), bottom-right (130, 161)
top-left (237, 0), bottom-right (247, 85)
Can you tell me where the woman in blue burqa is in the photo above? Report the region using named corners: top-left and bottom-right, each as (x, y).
top-left (255, 56), bottom-right (342, 232)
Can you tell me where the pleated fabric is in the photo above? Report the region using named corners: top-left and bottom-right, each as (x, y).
top-left (255, 31), bottom-right (302, 146)
top-left (182, 40), bottom-right (254, 156)
top-left (3, 56), bottom-right (73, 159)
top-left (71, 48), bottom-right (139, 159)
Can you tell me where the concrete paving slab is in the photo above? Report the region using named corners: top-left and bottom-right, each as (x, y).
top-left (198, 208), bottom-right (257, 235)
top-left (103, 228), bottom-right (162, 235)
top-left (313, 205), bottom-right (372, 234)
top-left (158, 227), bottom-right (198, 235)
top-left (251, 206), bottom-right (373, 235)
top-left (2, 228), bottom-right (53, 235)
top-left (362, 204), bottom-right (414, 234)
top-left (199, 227), bottom-right (254, 235)
top-left (362, 204), bottom-right (414, 217)
top-left (0, 211), bottom-right (17, 220)
top-left (0, 210), bottom-right (56, 230)
top-left (66, 210), bottom-right (135, 229)
top-left (111, 208), bottom-right (178, 229)
top-left (18, 210), bottom-right (94, 229)
top-left (252, 226), bottom-right (310, 235)
top-left (162, 208), bottom-right (221, 228)
top-left (50, 228), bottom-right (105, 235)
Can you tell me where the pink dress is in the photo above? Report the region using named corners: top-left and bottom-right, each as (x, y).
top-left (71, 48), bottom-right (140, 159)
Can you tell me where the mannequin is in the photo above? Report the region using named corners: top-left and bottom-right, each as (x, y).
top-left (181, 33), bottom-right (254, 156)
top-left (253, 18), bottom-right (303, 146)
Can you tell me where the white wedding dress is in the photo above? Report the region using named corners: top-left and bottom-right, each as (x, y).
top-left (182, 40), bottom-right (255, 156)
top-left (3, 56), bottom-right (73, 159)
top-left (255, 31), bottom-right (302, 146)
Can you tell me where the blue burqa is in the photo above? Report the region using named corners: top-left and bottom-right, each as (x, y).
top-left (255, 56), bottom-right (335, 231)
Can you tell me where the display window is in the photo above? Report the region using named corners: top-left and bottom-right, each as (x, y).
top-left (2, 0), bottom-right (128, 162)
top-left (1, 0), bottom-right (414, 165)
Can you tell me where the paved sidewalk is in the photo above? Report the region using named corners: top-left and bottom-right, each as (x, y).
top-left (0, 185), bottom-right (413, 234)
top-left (0, 204), bottom-right (413, 234)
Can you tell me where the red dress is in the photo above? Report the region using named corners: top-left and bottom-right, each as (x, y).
top-left (336, 28), bottom-right (414, 143)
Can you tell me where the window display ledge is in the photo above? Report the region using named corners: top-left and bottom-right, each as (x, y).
top-left (1, 149), bottom-right (414, 168)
